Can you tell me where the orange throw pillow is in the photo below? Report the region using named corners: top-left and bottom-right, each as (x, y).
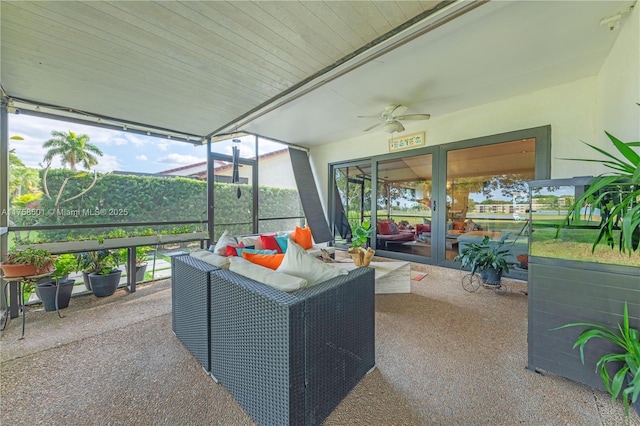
top-left (291, 226), bottom-right (313, 250)
top-left (242, 252), bottom-right (285, 270)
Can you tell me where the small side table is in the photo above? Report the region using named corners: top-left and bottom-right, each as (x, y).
top-left (1, 272), bottom-right (52, 339)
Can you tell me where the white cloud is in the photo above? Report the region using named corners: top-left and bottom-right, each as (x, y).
top-left (156, 142), bottom-right (169, 152)
top-left (129, 134), bottom-right (149, 148)
top-left (135, 155), bottom-right (148, 161)
top-left (157, 153), bottom-right (202, 165)
top-left (93, 154), bottom-right (120, 173)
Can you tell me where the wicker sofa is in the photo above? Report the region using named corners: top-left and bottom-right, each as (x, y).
top-left (171, 254), bottom-right (375, 426)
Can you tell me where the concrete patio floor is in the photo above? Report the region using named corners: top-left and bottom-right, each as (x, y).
top-left (1, 265), bottom-right (638, 425)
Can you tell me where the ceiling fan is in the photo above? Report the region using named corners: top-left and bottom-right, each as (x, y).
top-left (358, 104), bottom-right (430, 133)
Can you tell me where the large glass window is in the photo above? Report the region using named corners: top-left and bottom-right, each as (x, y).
top-left (445, 139), bottom-right (535, 264)
top-left (8, 115), bottom-right (209, 244)
top-left (375, 154), bottom-right (433, 259)
top-left (6, 113), bottom-right (209, 289)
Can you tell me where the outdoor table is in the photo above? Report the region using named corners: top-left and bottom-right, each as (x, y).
top-left (1, 271), bottom-right (52, 338)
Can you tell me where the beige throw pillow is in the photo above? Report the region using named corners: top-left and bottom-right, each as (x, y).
top-left (229, 256), bottom-right (308, 292)
top-left (276, 241), bottom-right (347, 286)
top-left (237, 235), bottom-right (264, 250)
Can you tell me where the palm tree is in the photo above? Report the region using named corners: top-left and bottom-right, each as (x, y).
top-left (43, 130), bottom-right (103, 170)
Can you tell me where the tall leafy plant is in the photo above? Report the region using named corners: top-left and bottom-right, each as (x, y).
top-left (560, 120), bottom-right (640, 254)
top-left (555, 302), bottom-right (639, 416)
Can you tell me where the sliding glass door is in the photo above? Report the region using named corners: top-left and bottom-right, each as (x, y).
top-left (329, 126), bottom-right (549, 277)
top-left (375, 153), bottom-right (434, 260)
top-left (444, 138), bottom-right (535, 269)
top-left (332, 161), bottom-right (372, 247)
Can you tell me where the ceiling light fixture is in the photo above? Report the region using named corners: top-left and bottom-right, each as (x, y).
top-left (383, 121), bottom-right (404, 133)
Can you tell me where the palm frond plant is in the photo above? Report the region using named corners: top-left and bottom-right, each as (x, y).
top-left (559, 123), bottom-right (640, 255)
top-left (554, 302), bottom-right (640, 416)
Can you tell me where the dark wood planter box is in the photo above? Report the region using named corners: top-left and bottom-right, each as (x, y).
top-left (527, 256), bottom-right (640, 392)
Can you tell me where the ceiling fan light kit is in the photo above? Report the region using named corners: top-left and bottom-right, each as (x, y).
top-left (359, 104), bottom-right (430, 133)
top-left (384, 121), bottom-right (405, 133)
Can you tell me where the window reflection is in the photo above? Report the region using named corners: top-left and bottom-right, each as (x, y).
top-left (446, 139), bottom-right (535, 263)
top-left (375, 154), bottom-right (433, 259)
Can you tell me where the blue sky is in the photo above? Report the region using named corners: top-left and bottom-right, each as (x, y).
top-left (8, 114), bottom-right (266, 174)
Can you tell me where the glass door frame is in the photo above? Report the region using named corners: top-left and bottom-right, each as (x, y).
top-left (371, 147), bottom-right (441, 263)
top-left (436, 126), bottom-right (551, 272)
top-left (329, 158), bottom-right (373, 250)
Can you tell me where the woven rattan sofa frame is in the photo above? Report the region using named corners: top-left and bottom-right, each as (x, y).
top-left (171, 254), bottom-right (375, 426)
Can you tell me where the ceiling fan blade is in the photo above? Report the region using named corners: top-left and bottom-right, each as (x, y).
top-left (396, 114), bottom-right (431, 121)
top-left (389, 104), bottom-right (408, 116)
top-left (363, 122), bottom-right (383, 132)
top-left (357, 115), bottom-right (381, 119)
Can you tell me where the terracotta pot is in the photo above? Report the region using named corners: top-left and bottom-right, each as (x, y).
top-left (516, 254), bottom-right (529, 270)
top-left (0, 263), bottom-right (37, 278)
top-left (36, 264), bottom-right (55, 275)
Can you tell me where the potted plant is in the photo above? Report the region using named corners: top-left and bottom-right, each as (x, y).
top-left (0, 247), bottom-right (56, 277)
top-left (118, 246), bottom-right (151, 283)
top-left (75, 250), bottom-right (110, 291)
top-left (347, 221), bottom-right (375, 266)
top-left (560, 126), bottom-right (639, 255)
top-left (527, 112), bottom-right (639, 416)
top-left (555, 302), bottom-right (639, 416)
top-left (35, 254), bottom-right (76, 312)
top-left (453, 235), bottom-right (512, 285)
top-left (86, 250), bottom-right (122, 297)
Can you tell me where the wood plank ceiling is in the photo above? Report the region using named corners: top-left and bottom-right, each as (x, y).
top-left (1, 1), bottom-right (445, 141)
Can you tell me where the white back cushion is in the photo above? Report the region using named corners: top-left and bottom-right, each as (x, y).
top-left (190, 249), bottom-right (230, 269)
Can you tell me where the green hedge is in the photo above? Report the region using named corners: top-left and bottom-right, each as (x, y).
top-left (31, 170), bottom-right (302, 242)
